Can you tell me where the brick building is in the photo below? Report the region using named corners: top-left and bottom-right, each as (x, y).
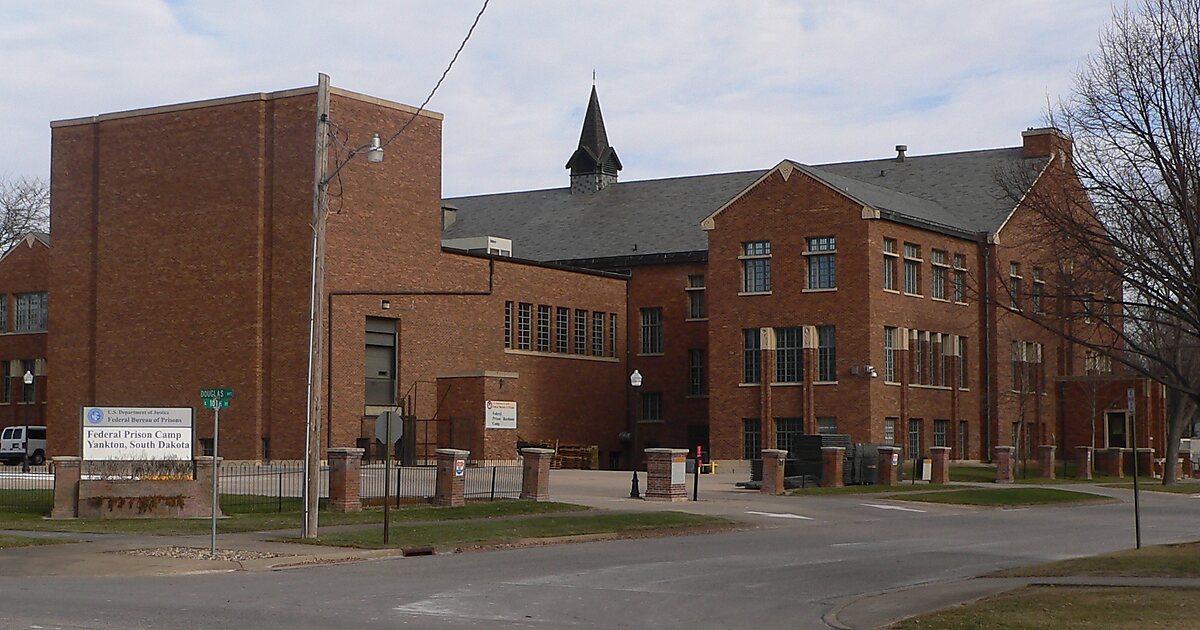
top-left (0, 233), bottom-right (49, 432)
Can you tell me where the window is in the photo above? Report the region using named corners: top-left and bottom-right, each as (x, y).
top-left (517, 303), bottom-right (532, 350)
top-left (688, 349), bottom-right (706, 396)
top-left (0, 295), bottom-right (6, 332)
top-left (741, 241), bottom-right (772, 293)
top-left (14, 292), bottom-right (47, 333)
top-left (777, 418), bottom-right (804, 457)
top-left (775, 327), bottom-right (803, 383)
top-left (743, 419), bottom-right (762, 460)
top-left (933, 420), bottom-right (948, 448)
top-left (884, 418), bottom-right (898, 445)
top-left (609, 313), bottom-right (618, 357)
top-left (817, 325), bottom-right (836, 382)
top-left (958, 336), bottom-right (968, 388)
top-left (1085, 350), bottom-right (1112, 374)
top-left (537, 305), bottom-right (551, 352)
top-left (914, 333), bottom-right (924, 385)
top-left (930, 334), bottom-right (941, 386)
top-left (806, 236), bottom-right (836, 289)
top-left (1032, 267), bottom-right (1044, 313)
top-left (686, 275), bottom-right (706, 319)
top-left (953, 254), bottom-right (967, 303)
top-left (903, 243), bottom-right (921, 295)
top-left (817, 417), bottom-right (838, 435)
top-left (940, 335), bottom-right (951, 387)
top-left (743, 328), bottom-right (761, 384)
top-left (574, 309), bottom-right (587, 354)
top-left (504, 301), bottom-right (513, 349)
top-left (364, 318), bottom-right (396, 406)
top-left (1009, 262), bottom-right (1022, 310)
top-left (931, 250), bottom-right (947, 300)
top-left (592, 312), bottom-right (604, 356)
top-left (883, 327), bottom-right (897, 382)
top-left (640, 392), bottom-right (663, 421)
top-left (1, 361), bottom-right (8, 404)
top-left (908, 419), bottom-right (922, 459)
top-left (1011, 340), bottom-right (1025, 392)
top-left (555, 307), bottom-right (569, 353)
top-left (957, 421), bottom-right (968, 459)
top-left (639, 308), bottom-right (662, 354)
top-left (883, 238), bottom-right (898, 291)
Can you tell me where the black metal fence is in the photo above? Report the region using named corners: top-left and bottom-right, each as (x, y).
top-left (0, 465), bottom-right (54, 515)
top-left (465, 464), bottom-right (522, 500)
top-left (361, 464), bottom-right (436, 503)
top-left (218, 461), bottom-right (326, 513)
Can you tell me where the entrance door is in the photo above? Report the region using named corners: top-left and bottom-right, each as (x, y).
top-left (1106, 411), bottom-right (1128, 448)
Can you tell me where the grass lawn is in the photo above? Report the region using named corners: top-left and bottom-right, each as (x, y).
top-left (293, 511), bottom-right (732, 549)
top-left (949, 464), bottom-right (998, 483)
top-left (894, 585), bottom-right (1200, 629)
top-left (789, 484), bottom-right (959, 496)
top-left (894, 487), bottom-right (1108, 507)
top-left (0, 499), bottom-right (587, 535)
top-left (997, 541), bottom-right (1200, 578)
top-left (0, 533), bottom-right (66, 548)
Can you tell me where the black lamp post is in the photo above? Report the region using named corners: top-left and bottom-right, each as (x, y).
top-left (22, 370), bottom-right (33, 473)
top-left (630, 369), bottom-right (642, 498)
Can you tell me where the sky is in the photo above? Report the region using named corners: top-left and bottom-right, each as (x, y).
top-left (1, 1), bottom-right (1116, 198)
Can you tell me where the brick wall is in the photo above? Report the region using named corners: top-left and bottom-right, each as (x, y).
top-left (0, 237), bottom-right (48, 428)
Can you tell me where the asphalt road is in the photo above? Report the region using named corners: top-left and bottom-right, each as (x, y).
top-left (2, 480), bottom-right (1198, 629)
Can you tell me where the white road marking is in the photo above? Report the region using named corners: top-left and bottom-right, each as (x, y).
top-left (830, 542), bottom-right (867, 547)
top-left (861, 503), bottom-right (926, 513)
top-left (744, 510), bottom-right (813, 520)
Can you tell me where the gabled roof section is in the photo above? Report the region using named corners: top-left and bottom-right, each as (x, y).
top-left (565, 86), bottom-right (622, 175)
top-left (0, 231), bottom-right (51, 266)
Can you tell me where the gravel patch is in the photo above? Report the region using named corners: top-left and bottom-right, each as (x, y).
top-left (113, 546), bottom-right (290, 562)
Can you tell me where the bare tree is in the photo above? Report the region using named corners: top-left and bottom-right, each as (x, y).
top-left (1000, 0), bottom-right (1200, 483)
top-left (0, 176), bottom-right (50, 253)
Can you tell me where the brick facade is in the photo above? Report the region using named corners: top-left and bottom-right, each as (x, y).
top-left (0, 235), bottom-right (48, 431)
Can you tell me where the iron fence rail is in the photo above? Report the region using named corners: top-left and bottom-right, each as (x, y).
top-left (0, 465), bottom-right (53, 514)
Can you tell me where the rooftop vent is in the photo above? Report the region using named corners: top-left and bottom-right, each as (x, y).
top-left (895, 145), bottom-right (908, 162)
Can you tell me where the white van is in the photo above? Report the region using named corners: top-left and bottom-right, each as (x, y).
top-left (0, 425), bottom-right (46, 466)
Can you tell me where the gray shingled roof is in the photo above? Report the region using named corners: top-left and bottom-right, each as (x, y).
top-left (443, 148), bottom-right (1042, 262)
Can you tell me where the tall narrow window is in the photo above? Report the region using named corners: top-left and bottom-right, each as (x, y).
top-left (504, 301), bottom-right (513, 349)
top-left (743, 419), bottom-right (762, 460)
top-left (537, 305), bottom-right (551, 352)
top-left (940, 335), bottom-right (951, 387)
top-left (933, 419), bottom-right (948, 447)
top-left (688, 349), bottom-right (706, 396)
top-left (574, 309), bottom-right (587, 354)
top-left (957, 421), bottom-right (968, 459)
top-left (908, 419), bottom-right (922, 459)
top-left (930, 334), bottom-right (941, 386)
top-left (592, 312), bottom-right (604, 356)
top-left (555, 307), bottom-right (569, 353)
top-left (609, 313), bottom-right (618, 357)
top-left (0, 295), bottom-right (7, 333)
top-left (741, 241), bottom-right (772, 293)
top-left (364, 318), bottom-right (396, 406)
top-left (640, 308), bottom-right (663, 354)
top-left (914, 332), bottom-right (924, 385)
top-left (958, 336), bottom-right (968, 388)
top-left (1032, 267), bottom-right (1045, 314)
top-left (518, 303), bottom-right (532, 350)
top-left (1, 361), bottom-right (9, 404)
top-left (930, 250), bottom-right (947, 300)
top-left (686, 275), bottom-right (706, 319)
top-left (883, 238), bottom-right (898, 291)
top-left (1009, 262), bottom-right (1022, 310)
top-left (1011, 340), bottom-right (1025, 392)
top-left (903, 243), bottom-right (921, 295)
top-left (884, 418), bottom-right (898, 445)
top-left (953, 253), bottom-right (967, 303)
top-left (817, 325), bottom-right (836, 382)
top-left (640, 392), bottom-right (663, 421)
top-left (806, 236), bottom-right (837, 289)
top-left (14, 292), bottom-right (47, 333)
top-left (883, 327), bottom-right (897, 382)
top-left (743, 328), bottom-right (761, 384)
top-left (775, 327), bottom-right (803, 383)
top-left (776, 418), bottom-right (805, 457)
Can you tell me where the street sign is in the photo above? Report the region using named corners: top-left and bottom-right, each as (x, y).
top-left (200, 389), bottom-right (234, 400)
top-left (203, 398), bottom-right (229, 409)
top-left (375, 410), bottom-right (403, 444)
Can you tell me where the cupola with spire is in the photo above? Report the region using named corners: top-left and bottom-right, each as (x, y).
top-left (565, 85), bottom-right (622, 194)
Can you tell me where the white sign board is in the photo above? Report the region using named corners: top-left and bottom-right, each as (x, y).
top-left (671, 454), bottom-right (687, 485)
top-left (485, 400), bottom-right (517, 430)
top-left (82, 407), bottom-right (194, 461)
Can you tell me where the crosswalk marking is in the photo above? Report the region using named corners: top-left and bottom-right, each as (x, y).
top-left (745, 510), bottom-right (813, 520)
top-left (861, 503), bottom-right (926, 513)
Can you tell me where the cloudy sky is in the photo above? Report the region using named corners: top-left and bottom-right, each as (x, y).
top-left (3, 1), bottom-right (1115, 197)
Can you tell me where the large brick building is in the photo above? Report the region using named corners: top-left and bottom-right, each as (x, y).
top-left (0, 233), bottom-right (49, 433)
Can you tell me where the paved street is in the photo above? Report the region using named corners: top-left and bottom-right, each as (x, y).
top-left (2, 472), bottom-right (1198, 628)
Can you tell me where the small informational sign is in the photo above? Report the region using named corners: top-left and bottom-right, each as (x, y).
top-left (671, 453), bottom-right (686, 485)
top-left (82, 407), bottom-right (193, 461)
top-left (485, 400), bottom-right (517, 430)
top-left (454, 459), bottom-right (466, 477)
top-left (892, 452), bottom-right (899, 465)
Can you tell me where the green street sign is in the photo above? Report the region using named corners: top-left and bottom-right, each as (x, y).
top-left (200, 389), bottom-right (234, 400)
top-left (203, 398), bottom-right (229, 409)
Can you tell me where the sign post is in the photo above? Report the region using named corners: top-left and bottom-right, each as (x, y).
top-left (1129, 387), bottom-right (1141, 549)
top-left (376, 407), bottom-right (403, 545)
top-left (200, 388), bottom-right (234, 556)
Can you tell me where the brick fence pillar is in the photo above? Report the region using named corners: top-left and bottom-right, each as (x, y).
top-left (821, 447), bottom-right (845, 488)
top-left (760, 449), bottom-right (787, 495)
top-left (520, 448), bottom-right (554, 501)
top-left (644, 448), bottom-right (688, 501)
top-left (877, 446), bottom-right (899, 486)
top-left (1135, 448), bottom-right (1155, 478)
top-left (929, 447), bottom-right (950, 484)
top-left (1037, 445), bottom-right (1056, 479)
top-left (194, 456), bottom-right (223, 517)
top-left (435, 448), bottom-right (470, 507)
top-left (1097, 448), bottom-right (1124, 477)
top-left (993, 446), bottom-right (1015, 483)
top-left (328, 448), bottom-right (364, 512)
top-left (50, 456), bottom-right (81, 519)
top-left (1075, 446), bottom-right (1094, 480)
top-left (1182, 451), bottom-right (1194, 479)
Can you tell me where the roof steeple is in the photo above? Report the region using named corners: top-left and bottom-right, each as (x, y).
top-left (566, 85), bottom-right (622, 194)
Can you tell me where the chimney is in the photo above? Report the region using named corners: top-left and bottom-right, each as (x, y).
top-left (1021, 127), bottom-right (1073, 159)
top-left (895, 145), bottom-right (907, 162)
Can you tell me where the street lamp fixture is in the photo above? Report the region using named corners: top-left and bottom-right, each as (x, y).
top-left (22, 370), bottom-right (33, 473)
top-left (629, 369), bottom-right (642, 499)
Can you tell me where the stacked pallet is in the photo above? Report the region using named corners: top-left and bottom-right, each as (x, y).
top-left (553, 445), bottom-right (598, 470)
